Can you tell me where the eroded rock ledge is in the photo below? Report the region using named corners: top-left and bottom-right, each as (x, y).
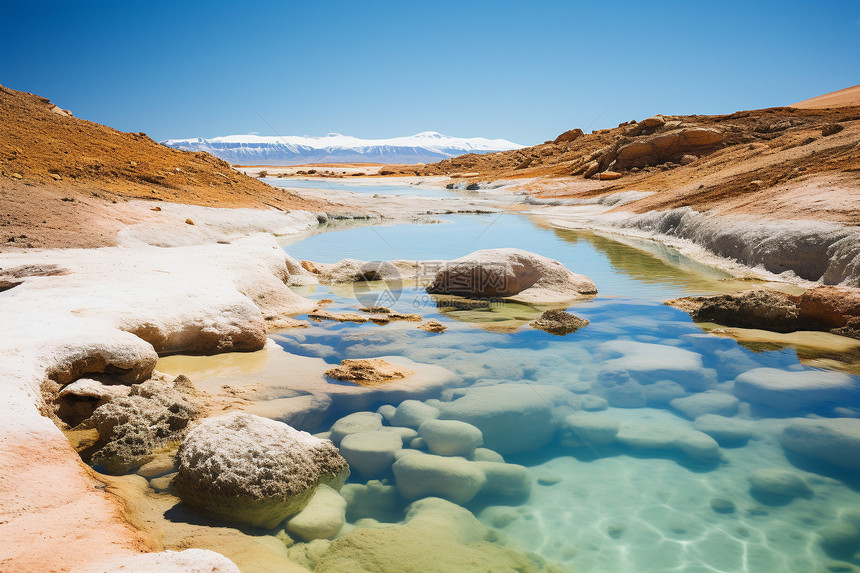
top-left (668, 286), bottom-right (860, 338)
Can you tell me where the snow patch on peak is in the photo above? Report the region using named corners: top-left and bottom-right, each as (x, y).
top-left (160, 131), bottom-right (524, 166)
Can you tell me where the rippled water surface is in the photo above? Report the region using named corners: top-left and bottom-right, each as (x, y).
top-left (166, 181), bottom-right (860, 572)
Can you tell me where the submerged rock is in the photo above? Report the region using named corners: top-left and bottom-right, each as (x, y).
top-left (669, 391), bottom-right (739, 419)
top-left (529, 309), bottom-right (589, 335)
top-left (780, 418), bottom-right (860, 472)
top-left (598, 340), bottom-right (715, 390)
top-left (392, 453), bottom-right (487, 504)
top-left (325, 358), bottom-right (414, 386)
top-left (694, 414), bottom-right (753, 445)
top-left (426, 248), bottom-right (597, 304)
top-left (590, 369), bottom-right (647, 408)
top-left (819, 521), bottom-right (860, 558)
top-left (328, 411), bottom-right (384, 445)
top-left (390, 400), bottom-right (440, 428)
top-left (616, 421), bottom-right (721, 460)
top-left (418, 319), bottom-right (447, 333)
top-left (418, 419), bottom-right (484, 457)
top-left (338, 431), bottom-right (403, 477)
top-left (564, 413), bottom-right (620, 445)
top-left (172, 413), bottom-right (349, 528)
top-left (710, 497), bottom-right (736, 514)
top-left (313, 497), bottom-right (556, 573)
top-left (435, 384), bottom-right (582, 454)
top-left (734, 368), bottom-right (857, 411)
top-left (748, 468), bottom-right (812, 499)
top-left (285, 485), bottom-right (347, 541)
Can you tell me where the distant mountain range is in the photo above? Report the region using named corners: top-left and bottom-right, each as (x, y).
top-left (160, 131), bottom-right (524, 165)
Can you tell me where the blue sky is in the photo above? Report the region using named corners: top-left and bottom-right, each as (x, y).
top-left (2, 0), bottom-right (858, 145)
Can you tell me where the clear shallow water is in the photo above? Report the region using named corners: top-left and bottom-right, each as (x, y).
top-left (283, 212), bottom-right (765, 301)
top-left (273, 184), bottom-right (860, 572)
top-left (162, 181), bottom-right (860, 572)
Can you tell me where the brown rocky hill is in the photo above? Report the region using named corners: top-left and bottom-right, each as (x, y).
top-left (404, 104), bottom-right (860, 223)
top-left (0, 84), bottom-right (331, 249)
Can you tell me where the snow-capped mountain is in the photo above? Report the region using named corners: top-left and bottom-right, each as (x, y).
top-left (160, 131), bottom-right (524, 165)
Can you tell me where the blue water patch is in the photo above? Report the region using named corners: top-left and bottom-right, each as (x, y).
top-left (267, 182), bottom-right (860, 571)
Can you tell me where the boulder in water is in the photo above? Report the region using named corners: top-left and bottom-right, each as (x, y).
top-left (172, 413), bottom-right (349, 528)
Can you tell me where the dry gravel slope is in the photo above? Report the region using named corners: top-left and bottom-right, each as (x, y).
top-left (0, 84), bottom-right (334, 250)
top-left (403, 94), bottom-right (860, 224)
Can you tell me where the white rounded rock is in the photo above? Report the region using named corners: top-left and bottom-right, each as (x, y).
top-left (436, 384), bottom-right (581, 455)
top-left (376, 404), bottom-right (397, 422)
top-left (694, 414), bottom-right (752, 445)
top-left (471, 448), bottom-right (505, 463)
top-left (474, 461), bottom-right (531, 498)
top-left (328, 411), bottom-right (383, 445)
top-left (286, 485), bottom-right (347, 541)
top-left (338, 431), bottom-right (402, 477)
top-left (734, 368), bottom-right (856, 411)
top-left (418, 419), bottom-right (483, 457)
top-left (670, 391), bottom-right (739, 419)
top-left (616, 422), bottom-right (720, 460)
top-left (381, 426), bottom-right (419, 445)
top-left (391, 400), bottom-right (440, 428)
top-left (392, 453), bottom-right (487, 504)
top-left (564, 414), bottom-right (620, 445)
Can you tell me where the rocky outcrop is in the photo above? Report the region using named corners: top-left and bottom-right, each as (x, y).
top-left (172, 413), bottom-right (349, 528)
top-left (44, 330), bottom-right (159, 385)
top-left (668, 286), bottom-right (860, 339)
top-left (609, 128), bottom-right (724, 171)
top-left (794, 286), bottom-right (860, 337)
top-left (87, 376), bottom-right (203, 474)
top-left (529, 309), bottom-right (589, 335)
top-left (554, 128), bottom-right (584, 144)
top-left (426, 248), bottom-right (597, 304)
top-left (669, 290), bottom-right (800, 332)
top-left (325, 358), bottom-right (415, 386)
